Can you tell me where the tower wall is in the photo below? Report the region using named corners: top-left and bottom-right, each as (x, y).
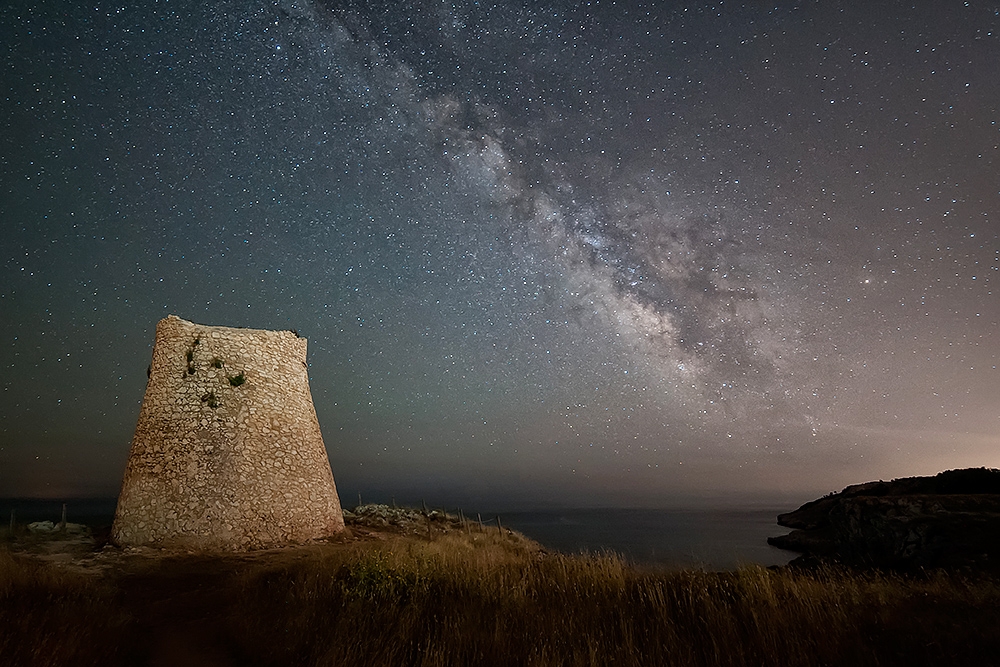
top-left (111, 315), bottom-right (345, 550)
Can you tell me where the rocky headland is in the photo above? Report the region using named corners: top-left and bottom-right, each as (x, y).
top-left (769, 468), bottom-right (1000, 569)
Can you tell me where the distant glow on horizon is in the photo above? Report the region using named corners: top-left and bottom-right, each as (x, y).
top-left (1, 0), bottom-right (998, 506)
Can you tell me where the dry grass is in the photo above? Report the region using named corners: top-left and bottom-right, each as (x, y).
top-left (4, 523), bottom-right (1000, 666)
top-left (233, 532), bottom-right (1000, 667)
top-left (0, 547), bottom-right (127, 667)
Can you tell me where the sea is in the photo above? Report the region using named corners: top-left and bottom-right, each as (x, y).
top-left (1, 499), bottom-right (796, 570)
top-left (1, 497), bottom-right (118, 528)
top-left (495, 507), bottom-right (795, 570)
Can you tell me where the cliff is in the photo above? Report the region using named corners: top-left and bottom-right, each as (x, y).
top-left (768, 468), bottom-right (1000, 569)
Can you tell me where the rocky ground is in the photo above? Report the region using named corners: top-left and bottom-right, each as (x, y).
top-left (5, 504), bottom-right (500, 571)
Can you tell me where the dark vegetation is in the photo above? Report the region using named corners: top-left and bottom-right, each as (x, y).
top-left (180, 336), bottom-right (243, 407)
top-left (792, 468), bottom-right (1000, 515)
top-left (183, 337), bottom-right (201, 375)
top-left (3, 505), bottom-right (1000, 666)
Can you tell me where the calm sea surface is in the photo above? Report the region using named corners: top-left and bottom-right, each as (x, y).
top-left (1, 497), bottom-right (118, 527)
top-left (1, 499), bottom-right (795, 570)
top-left (494, 508), bottom-right (795, 570)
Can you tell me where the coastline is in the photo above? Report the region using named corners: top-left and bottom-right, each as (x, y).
top-left (1, 498), bottom-right (795, 569)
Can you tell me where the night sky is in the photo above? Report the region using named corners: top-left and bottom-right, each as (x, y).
top-left (2, 1), bottom-right (998, 507)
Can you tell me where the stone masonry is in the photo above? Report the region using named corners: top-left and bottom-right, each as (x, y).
top-left (111, 315), bottom-right (345, 550)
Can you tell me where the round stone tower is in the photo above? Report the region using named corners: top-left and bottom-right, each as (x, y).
top-left (112, 315), bottom-right (345, 550)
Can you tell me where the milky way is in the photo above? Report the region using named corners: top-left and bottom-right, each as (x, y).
top-left (2, 0), bottom-right (998, 505)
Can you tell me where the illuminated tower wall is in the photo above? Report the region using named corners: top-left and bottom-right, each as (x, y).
top-left (112, 315), bottom-right (344, 550)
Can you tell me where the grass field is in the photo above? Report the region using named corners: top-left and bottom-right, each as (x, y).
top-left (3, 518), bottom-right (1000, 666)
top-left (233, 531), bottom-right (1000, 667)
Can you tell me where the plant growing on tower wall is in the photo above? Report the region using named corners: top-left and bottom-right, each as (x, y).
top-left (185, 338), bottom-right (201, 375)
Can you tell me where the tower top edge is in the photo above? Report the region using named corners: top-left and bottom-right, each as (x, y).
top-left (161, 314), bottom-right (306, 341)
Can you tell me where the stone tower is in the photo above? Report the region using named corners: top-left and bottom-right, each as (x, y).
top-left (112, 315), bottom-right (345, 550)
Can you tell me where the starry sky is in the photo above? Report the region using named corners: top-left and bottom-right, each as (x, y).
top-left (2, 0), bottom-right (998, 507)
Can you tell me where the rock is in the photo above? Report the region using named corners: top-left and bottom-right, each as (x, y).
top-left (348, 504), bottom-right (428, 528)
top-left (27, 521), bottom-right (56, 533)
top-left (767, 526), bottom-right (838, 556)
top-left (769, 468), bottom-right (1000, 569)
top-left (23, 521), bottom-right (89, 535)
